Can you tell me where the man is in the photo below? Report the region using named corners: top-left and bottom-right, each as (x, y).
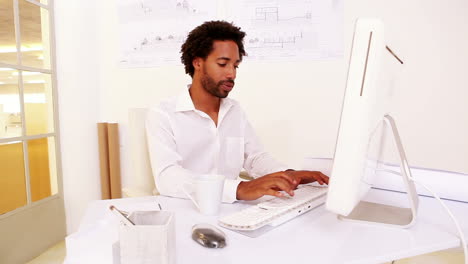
top-left (146, 20), bottom-right (328, 203)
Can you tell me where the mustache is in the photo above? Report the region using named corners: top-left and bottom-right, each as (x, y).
top-left (218, 80), bottom-right (235, 86)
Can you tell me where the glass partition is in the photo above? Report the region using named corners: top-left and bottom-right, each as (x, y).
top-left (0, 141), bottom-right (26, 214)
top-left (19, 0), bottom-right (51, 69)
top-left (0, 68), bottom-right (22, 138)
top-left (0, 0), bottom-right (18, 65)
top-left (28, 137), bottom-right (57, 202)
top-left (23, 72), bottom-right (54, 136)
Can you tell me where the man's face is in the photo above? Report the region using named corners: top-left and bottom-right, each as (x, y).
top-left (199, 40), bottom-right (241, 98)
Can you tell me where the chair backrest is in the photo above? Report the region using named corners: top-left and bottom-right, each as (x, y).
top-left (123, 108), bottom-right (158, 197)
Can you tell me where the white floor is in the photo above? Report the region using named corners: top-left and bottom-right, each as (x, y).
top-left (25, 240), bottom-right (463, 264)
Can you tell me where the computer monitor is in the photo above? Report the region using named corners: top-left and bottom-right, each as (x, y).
top-left (325, 18), bottom-right (419, 228)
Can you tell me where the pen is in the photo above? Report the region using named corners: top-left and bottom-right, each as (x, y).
top-left (109, 205), bottom-right (135, 226)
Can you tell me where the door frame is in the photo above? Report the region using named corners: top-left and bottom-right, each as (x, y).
top-left (0, 0), bottom-right (66, 263)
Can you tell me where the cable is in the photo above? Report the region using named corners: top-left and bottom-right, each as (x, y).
top-left (411, 178), bottom-right (467, 264)
top-left (378, 169), bottom-right (467, 264)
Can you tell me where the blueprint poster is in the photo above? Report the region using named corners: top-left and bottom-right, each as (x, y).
top-left (117, 0), bottom-right (219, 67)
top-left (117, 0), bottom-right (343, 68)
top-left (225, 0), bottom-right (343, 62)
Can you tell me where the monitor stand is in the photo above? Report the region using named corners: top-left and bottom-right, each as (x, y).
top-left (338, 115), bottom-right (419, 228)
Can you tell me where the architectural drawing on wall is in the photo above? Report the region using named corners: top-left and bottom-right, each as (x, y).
top-left (117, 0), bottom-right (218, 67)
top-left (117, 0), bottom-right (343, 67)
top-left (254, 7), bottom-right (313, 22)
top-left (226, 0), bottom-right (343, 61)
top-left (140, 0), bottom-right (152, 15)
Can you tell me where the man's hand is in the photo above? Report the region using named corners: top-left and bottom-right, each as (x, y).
top-left (236, 171), bottom-right (298, 201)
top-left (285, 170), bottom-right (329, 189)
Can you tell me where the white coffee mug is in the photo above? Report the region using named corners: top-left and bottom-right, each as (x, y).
top-left (182, 174), bottom-right (225, 215)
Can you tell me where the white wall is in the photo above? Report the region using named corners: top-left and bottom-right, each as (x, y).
top-left (55, 0), bottom-right (468, 233)
top-left (345, 0), bottom-right (468, 174)
top-left (55, 0), bottom-right (101, 233)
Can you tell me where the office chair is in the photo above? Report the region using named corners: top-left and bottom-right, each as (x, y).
top-left (123, 108), bottom-right (159, 197)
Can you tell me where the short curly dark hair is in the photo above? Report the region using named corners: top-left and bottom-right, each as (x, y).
top-left (181, 20), bottom-right (246, 77)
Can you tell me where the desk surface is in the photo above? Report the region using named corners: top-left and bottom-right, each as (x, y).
top-left (65, 189), bottom-right (468, 264)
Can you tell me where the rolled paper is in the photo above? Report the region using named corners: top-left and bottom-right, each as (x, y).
top-left (97, 123), bottom-right (111, 199)
top-left (107, 123), bottom-right (122, 199)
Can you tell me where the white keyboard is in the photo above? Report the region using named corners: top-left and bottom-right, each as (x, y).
top-left (219, 185), bottom-right (328, 231)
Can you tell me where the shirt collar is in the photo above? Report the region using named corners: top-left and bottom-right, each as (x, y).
top-left (175, 85), bottom-right (195, 112)
top-left (175, 85), bottom-right (234, 113)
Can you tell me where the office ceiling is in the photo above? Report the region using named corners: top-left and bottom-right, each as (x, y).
top-left (0, 0), bottom-right (15, 46)
top-left (0, 0), bottom-right (42, 45)
top-left (0, 0), bottom-right (47, 68)
top-left (0, 0), bottom-right (49, 89)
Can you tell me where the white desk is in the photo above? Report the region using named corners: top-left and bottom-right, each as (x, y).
top-left (65, 189), bottom-right (468, 264)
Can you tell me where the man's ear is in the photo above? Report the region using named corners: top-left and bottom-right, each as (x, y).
top-left (192, 57), bottom-right (202, 70)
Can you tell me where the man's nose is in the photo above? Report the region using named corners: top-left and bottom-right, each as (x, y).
top-left (226, 66), bottom-right (236, 80)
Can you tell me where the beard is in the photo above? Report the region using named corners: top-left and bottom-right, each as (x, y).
top-left (201, 68), bottom-right (234, 98)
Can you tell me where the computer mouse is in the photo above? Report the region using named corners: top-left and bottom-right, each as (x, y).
top-left (192, 223), bottom-right (226, 248)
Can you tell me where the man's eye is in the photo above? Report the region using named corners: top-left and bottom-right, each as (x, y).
top-left (234, 65), bottom-right (239, 69)
top-left (218, 64), bottom-right (226, 67)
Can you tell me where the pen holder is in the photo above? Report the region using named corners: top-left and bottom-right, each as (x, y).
top-left (119, 210), bottom-right (176, 264)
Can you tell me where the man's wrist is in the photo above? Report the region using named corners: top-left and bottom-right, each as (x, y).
top-left (236, 181), bottom-right (246, 200)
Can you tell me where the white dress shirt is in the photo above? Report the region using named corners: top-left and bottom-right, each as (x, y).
top-left (146, 86), bottom-right (288, 203)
